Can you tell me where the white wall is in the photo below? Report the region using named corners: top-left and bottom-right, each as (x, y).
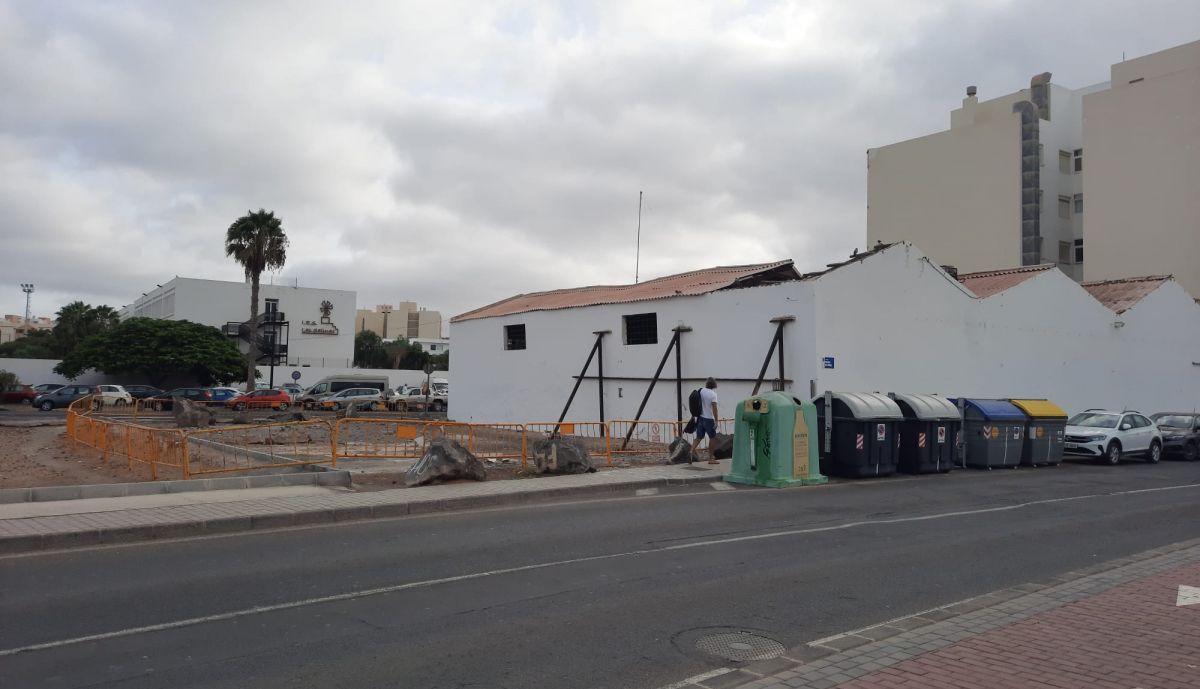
top-left (0, 358), bottom-right (448, 392)
top-left (0, 358), bottom-right (108, 386)
top-left (451, 243), bottom-right (1200, 424)
top-left (450, 282), bottom-right (817, 423)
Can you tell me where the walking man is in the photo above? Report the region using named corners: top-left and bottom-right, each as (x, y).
top-left (690, 377), bottom-right (720, 464)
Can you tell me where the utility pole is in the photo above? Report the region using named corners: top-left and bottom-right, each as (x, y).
top-left (20, 284), bottom-right (34, 330)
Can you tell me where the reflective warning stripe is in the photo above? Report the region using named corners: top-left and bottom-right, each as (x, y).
top-left (855, 433), bottom-right (864, 450)
top-left (918, 432), bottom-right (926, 448)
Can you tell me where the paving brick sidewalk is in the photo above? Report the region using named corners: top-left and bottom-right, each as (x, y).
top-left (695, 540), bottom-right (1200, 689)
top-left (0, 459), bottom-right (730, 554)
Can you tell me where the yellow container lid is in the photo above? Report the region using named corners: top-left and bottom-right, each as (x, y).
top-left (1009, 399), bottom-right (1068, 418)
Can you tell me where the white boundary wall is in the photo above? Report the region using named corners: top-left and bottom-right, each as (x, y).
top-left (451, 243), bottom-right (1200, 422)
top-left (0, 359), bottom-right (446, 392)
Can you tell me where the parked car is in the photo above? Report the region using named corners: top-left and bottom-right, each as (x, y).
top-left (1, 384), bottom-right (36, 405)
top-left (122, 384), bottom-right (163, 400)
top-left (147, 387), bottom-right (213, 411)
top-left (319, 387), bottom-right (384, 411)
top-left (1064, 410), bottom-right (1163, 464)
top-left (298, 375), bottom-right (390, 409)
top-left (207, 387), bottom-right (241, 402)
top-left (32, 383), bottom-right (65, 395)
top-left (226, 389), bottom-right (291, 411)
top-left (94, 384), bottom-right (133, 407)
top-left (34, 385), bottom-right (100, 411)
top-left (281, 383), bottom-right (304, 399)
top-left (391, 388), bottom-right (448, 412)
top-left (1151, 412), bottom-right (1200, 461)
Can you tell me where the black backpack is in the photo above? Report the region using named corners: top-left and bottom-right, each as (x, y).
top-left (688, 389), bottom-right (702, 418)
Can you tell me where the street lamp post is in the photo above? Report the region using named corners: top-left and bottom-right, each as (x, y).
top-left (20, 284), bottom-right (34, 330)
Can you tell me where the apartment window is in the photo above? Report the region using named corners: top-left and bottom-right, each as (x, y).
top-left (1074, 239), bottom-right (1084, 263)
top-left (1073, 193), bottom-right (1083, 214)
top-left (504, 324), bottom-right (526, 351)
top-left (1058, 241), bottom-right (1072, 265)
top-left (1058, 150), bottom-right (1071, 174)
top-left (1073, 149), bottom-right (1083, 173)
top-left (1057, 195), bottom-right (1071, 219)
top-left (623, 313), bottom-right (658, 345)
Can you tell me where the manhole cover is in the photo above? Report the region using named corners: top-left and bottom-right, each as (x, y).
top-left (695, 631), bottom-right (786, 662)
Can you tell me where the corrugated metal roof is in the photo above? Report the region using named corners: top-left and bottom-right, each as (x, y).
top-left (959, 399), bottom-right (1027, 421)
top-left (1010, 399), bottom-right (1068, 419)
top-left (957, 264), bottom-right (1057, 298)
top-left (827, 392), bottom-right (904, 420)
top-left (451, 260), bottom-right (800, 322)
top-left (890, 393), bottom-right (961, 420)
top-left (1081, 275), bottom-right (1171, 314)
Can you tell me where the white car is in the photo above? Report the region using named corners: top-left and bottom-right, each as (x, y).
top-left (1064, 410), bottom-right (1163, 465)
top-left (319, 387), bottom-right (384, 411)
top-left (94, 385), bottom-right (133, 407)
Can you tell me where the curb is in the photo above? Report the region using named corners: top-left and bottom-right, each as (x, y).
top-left (0, 471), bottom-right (725, 555)
top-left (658, 537), bottom-right (1200, 689)
top-left (0, 470), bottom-right (352, 504)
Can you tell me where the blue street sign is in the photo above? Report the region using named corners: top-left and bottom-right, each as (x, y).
top-left (291, 370), bottom-right (302, 381)
top-left (822, 357), bottom-right (835, 369)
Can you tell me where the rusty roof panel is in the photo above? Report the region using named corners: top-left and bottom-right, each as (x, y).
top-left (1081, 275), bottom-right (1171, 314)
top-left (451, 260), bottom-right (800, 322)
top-left (957, 264), bottom-right (1057, 298)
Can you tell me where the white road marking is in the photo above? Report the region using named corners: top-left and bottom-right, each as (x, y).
top-left (3, 481), bottom-right (1198, 658)
top-left (636, 488), bottom-right (660, 497)
top-left (1177, 585), bottom-right (1200, 607)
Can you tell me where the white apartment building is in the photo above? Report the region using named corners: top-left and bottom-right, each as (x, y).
top-left (868, 40), bottom-right (1199, 296)
top-left (409, 337), bottom-right (450, 354)
top-left (120, 278), bottom-right (357, 367)
top-left (356, 302), bottom-right (444, 340)
top-left (0, 314), bottom-right (54, 344)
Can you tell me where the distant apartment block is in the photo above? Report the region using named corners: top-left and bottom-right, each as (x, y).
top-left (0, 314), bottom-right (55, 344)
top-left (867, 39), bottom-right (1199, 297)
top-left (356, 302), bottom-right (444, 341)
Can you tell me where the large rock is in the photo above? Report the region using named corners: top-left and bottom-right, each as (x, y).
top-left (710, 433), bottom-right (733, 459)
top-left (405, 438), bottom-right (487, 486)
top-left (173, 398), bottom-right (215, 428)
top-left (667, 436), bottom-right (698, 464)
top-left (527, 437), bottom-right (596, 474)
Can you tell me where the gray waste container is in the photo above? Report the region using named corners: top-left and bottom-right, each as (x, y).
top-left (890, 393), bottom-right (961, 474)
top-left (957, 399), bottom-right (1028, 469)
top-left (814, 392), bottom-right (903, 478)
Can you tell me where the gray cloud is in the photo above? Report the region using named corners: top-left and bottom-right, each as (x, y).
top-left (1, 0), bottom-right (1197, 322)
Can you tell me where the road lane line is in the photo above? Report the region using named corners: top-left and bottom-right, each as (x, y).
top-left (3, 481), bottom-right (1198, 658)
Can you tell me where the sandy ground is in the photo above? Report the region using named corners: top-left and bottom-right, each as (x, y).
top-left (0, 425), bottom-right (156, 489)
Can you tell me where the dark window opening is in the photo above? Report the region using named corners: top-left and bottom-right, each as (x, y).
top-left (1074, 238), bottom-right (1084, 263)
top-left (1073, 149), bottom-right (1083, 172)
top-left (504, 324), bottom-right (526, 351)
top-left (623, 313), bottom-right (658, 345)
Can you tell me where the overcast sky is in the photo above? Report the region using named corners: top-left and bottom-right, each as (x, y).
top-left (2, 1), bottom-right (1196, 323)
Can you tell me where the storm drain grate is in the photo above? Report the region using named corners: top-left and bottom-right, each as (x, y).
top-left (695, 631), bottom-right (786, 662)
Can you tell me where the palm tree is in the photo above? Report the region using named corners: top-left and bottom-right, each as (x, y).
top-left (53, 302), bottom-right (120, 356)
top-left (224, 209), bottom-right (289, 390)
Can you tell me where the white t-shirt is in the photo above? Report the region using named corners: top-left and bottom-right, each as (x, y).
top-left (699, 387), bottom-right (718, 419)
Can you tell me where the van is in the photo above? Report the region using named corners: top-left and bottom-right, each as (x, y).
top-left (298, 374), bottom-right (391, 409)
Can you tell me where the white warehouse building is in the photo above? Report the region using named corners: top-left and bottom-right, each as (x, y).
top-left (449, 244), bottom-right (1200, 424)
top-left (120, 277), bottom-right (357, 368)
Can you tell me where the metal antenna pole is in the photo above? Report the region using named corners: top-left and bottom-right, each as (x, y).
top-left (635, 191), bottom-right (643, 283)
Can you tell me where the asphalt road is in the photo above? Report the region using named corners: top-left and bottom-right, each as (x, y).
top-left (2, 460), bottom-right (1199, 689)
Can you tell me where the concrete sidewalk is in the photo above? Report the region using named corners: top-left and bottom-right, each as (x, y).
top-left (674, 539), bottom-right (1200, 689)
top-left (0, 459), bottom-right (732, 554)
